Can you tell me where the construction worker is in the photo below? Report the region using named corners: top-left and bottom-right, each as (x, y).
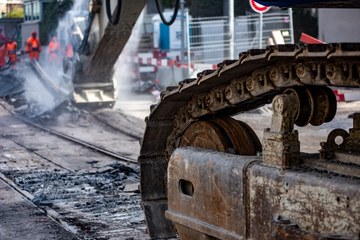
top-left (65, 42), bottom-right (74, 59)
top-left (6, 40), bottom-right (18, 66)
top-left (25, 31), bottom-right (41, 61)
top-left (47, 36), bottom-right (61, 62)
top-left (63, 42), bottom-right (75, 74)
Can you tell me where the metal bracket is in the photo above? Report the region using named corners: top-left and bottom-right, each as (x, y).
top-left (319, 113), bottom-right (360, 166)
top-left (262, 92), bottom-right (300, 169)
top-left (346, 113), bottom-right (360, 151)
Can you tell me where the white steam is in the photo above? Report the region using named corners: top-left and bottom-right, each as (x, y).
top-left (113, 10), bottom-right (145, 103)
top-left (56, 0), bottom-right (89, 46)
top-left (19, 0), bottom-right (148, 117)
top-left (19, 0), bottom-right (89, 117)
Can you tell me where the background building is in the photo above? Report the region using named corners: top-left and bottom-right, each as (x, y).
top-left (0, 0), bottom-right (22, 45)
top-left (0, 0), bottom-right (22, 18)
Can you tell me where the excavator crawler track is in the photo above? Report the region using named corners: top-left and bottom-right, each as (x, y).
top-left (139, 43), bottom-right (360, 239)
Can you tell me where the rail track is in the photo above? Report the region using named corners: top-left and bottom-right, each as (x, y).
top-left (1, 100), bottom-right (139, 164)
top-left (0, 100), bottom-right (148, 240)
top-left (21, 112), bottom-right (136, 164)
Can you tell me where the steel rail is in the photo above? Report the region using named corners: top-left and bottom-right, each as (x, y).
top-left (2, 136), bottom-right (75, 172)
top-left (24, 118), bottom-right (137, 164)
top-left (0, 101), bottom-right (137, 164)
top-left (0, 173), bottom-right (81, 238)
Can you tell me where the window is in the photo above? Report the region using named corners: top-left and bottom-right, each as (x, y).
top-left (24, 0), bottom-right (42, 22)
top-left (24, 3), bottom-right (31, 21)
top-left (33, 2), bottom-right (40, 20)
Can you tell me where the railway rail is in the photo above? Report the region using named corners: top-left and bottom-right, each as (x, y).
top-left (0, 100), bottom-right (148, 239)
top-left (0, 101), bottom-right (138, 164)
top-left (24, 113), bottom-right (136, 164)
top-left (0, 174), bottom-right (80, 240)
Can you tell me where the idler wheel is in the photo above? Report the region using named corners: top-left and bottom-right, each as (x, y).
top-left (283, 87), bottom-right (314, 127)
top-left (179, 116), bottom-right (261, 155)
top-left (308, 86), bottom-right (337, 126)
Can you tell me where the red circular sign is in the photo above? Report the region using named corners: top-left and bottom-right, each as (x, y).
top-left (250, 0), bottom-right (271, 13)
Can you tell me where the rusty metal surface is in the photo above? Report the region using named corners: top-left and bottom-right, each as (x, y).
top-left (346, 113), bottom-right (360, 151)
top-left (166, 147), bottom-right (259, 240)
top-left (262, 86), bottom-right (337, 169)
top-left (272, 215), bottom-right (353, 240)
top-left (303, 158), bottom-right (360, 179)
top-left (306, 113), bottom-right (360, 178)
top-left (262, 90), bottom-right (300, 169)
top-left (139, 44), bottom-right (360, 239)
top-left (248, 164), bottom-right (360, 239)
top-left (166, 148), bottom-right (360, 239)
top-left (319, 113), bottom-right (360, 162)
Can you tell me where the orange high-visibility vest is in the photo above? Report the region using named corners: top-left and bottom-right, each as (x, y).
top-left (48, 39), bottom-right (61, 62)
top-left (65, 43), bottom-right (74, 58)
top-left (6, 41), bottom-right (17, 64)
top-left (25, 36), bottom-right (41, 61)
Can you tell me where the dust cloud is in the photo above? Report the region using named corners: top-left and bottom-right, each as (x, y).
top-left (19, 0), bottom-right (152, 117)
top-left (19, 71), bottom-right (57, 117)
top-left (113, 10), bottom-right (145, 102)
top-left (18, 0), bottom-right (88, 117)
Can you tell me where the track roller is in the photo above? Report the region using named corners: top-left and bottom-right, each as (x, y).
top-left (284, 86), bottom-right (337, 127)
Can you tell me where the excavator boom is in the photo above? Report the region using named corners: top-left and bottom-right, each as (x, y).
top-left (71, 0), bottom-right (147, 107)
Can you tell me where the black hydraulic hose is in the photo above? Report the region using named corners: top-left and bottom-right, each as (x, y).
top-left (78, 12), bottom-right (95, 54)
top-left (105, 0), bottom-right (122, 25)
top-left (155, 0), bottom-right (180, 26)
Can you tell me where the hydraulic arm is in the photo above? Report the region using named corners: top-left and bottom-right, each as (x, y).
top-left (71, 0), bottom-right (147, 107)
